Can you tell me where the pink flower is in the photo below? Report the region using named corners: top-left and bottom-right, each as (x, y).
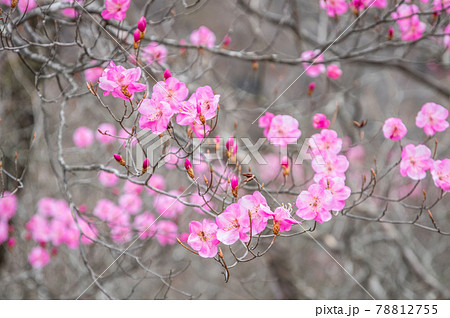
top-left (26, 215), bottom-right (51, 243)
top-left (216, 203), bottom-right (250, 245)
top-left (267, 115), bottom-right (302, 147)
top-left (145, 174), bottom-right (165, 195)
top-left (400, 144), bottom-right (433, 180)
top-left (0, 221), bottom-right (8, 244)
top-left (110, 224), bottom-right (132, 243)
top-left (119, 194), bottom-right (142, 215)
top-left (318, 176), bottom-right (351, 211)
top-left (8, 0), bottom-right (37, 13)
top-left (258, 112), bottom-right (275, 136)
top-left (259, 205), bottom-right (301, 233)
top-left (73, 126), bottom-right (94, 148)
top-left (432, 0), bottom-right (450, 14)
top-left (352, 0), bottom-right (387, 9)
top-left (177, 86), bottom-right (219, 126)
top-left (383, 117), bottom-right (408, 141)
top-left (327, 64), bottom-right (342, 80)
top-left (124, 180), bottom-right (144, 195)
top-left (142, 42), bottom-right (168, 65)
top-left (93, 199), bottom-right (118, 221)
top-left (98, 170), bottom-right (119, 187)
top-left (312, 113), bottom-right (330, 130)
top-left (152, 77), bottom-right (189, 112)
top-left (190, 26), bottom-right (216, 48)
top-left (444, 25), bottom-right (450, 49)
top-left (238, 191), bottom-right (271, 235)
top-left (0, 191), bottom-right (17, 221)
top-left (62, 0), bottom-right (83, 18)
top-left (28, 246), bottom-right (50, 268)
top-left (139, 98), bottom-right (175, 134)
top-left (155, 220), bottom-right (178, 245)
top-left (416, 102), bottom-right (449, 136)
top-left (96, 123), bottom-right (117, 144)
top-left (431, 159), bottom-right (450, 192)
top-left (84, 66), bottom-right (104, 83)
top-left (101, 0), bottom-right (130, 21)
top-left (312, 153), bottom-right (349, 182)
top-left (320, 0), bottom-right (348, 17)
top-left (296, 183), bottom-right (333, 224)
top-left (392, 4), bottom-right (426, 41)
top-left (191, 122), bottom-right (211, 140)
top-left (188, 219), bottom-right (220, 258)
top-left (99, 61), bottom-right (146, 101)
top-left (310, 129), bottom-right (342, 156)
top-left (301, 50), bottom-right (326, 78)
top-left (133, 212), bottom-right (156, 239)
top-left (79, 218), bottom-right (98, 245)
top-left (154, 191), bottom-right (185, 218)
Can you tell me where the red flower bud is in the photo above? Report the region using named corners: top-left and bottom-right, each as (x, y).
top-left (185, 158), bottom-right (194, 179)
top-left (142, 158), bottom-right (150, 173)
top-left (308, 82), bottom-right (316, 97)
top-left (137, 16), bottom-right (147, 33)
top-left (164, 69), bottom-right (171, 80)
top-left (133, 29), bottom-right (141, 43)
top-left (114, 154), bottom-right (126, 166)
top-left (231, 176), bottom-right (239, 198)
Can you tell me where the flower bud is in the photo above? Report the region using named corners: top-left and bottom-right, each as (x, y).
top-left (215, 135), bottom-right (220, 151)
top-left (164, 68), bottom-right (172, 80)
top-left (142, 158), bottom-right (150, 174)
top-left (7, 237), bottom-right (16, 248)
top-left (273, 220), bottom-right (281, 236)
top-left (281, 156), bottom-right (290, 177)
top-left (222, 34), bottom-right (231, 48)
top-left (133, 29), bottom-right (141, 44)
top-left (231, 176), bottom-right (239, 198)
top-left (11, 0), bottom-right (18, 9)
top-left (308, 82), bottom-right (316, 97)
top-left (185, 158), bottom-right (195, 179)
top-left (388, 27), bottom-right (394, 41)
top-left (137, 16), bottom-right (147, 33)
top-left (114, 154), bottom-right (126, 166)
top-left (226, 137), bottom-right (237, 158)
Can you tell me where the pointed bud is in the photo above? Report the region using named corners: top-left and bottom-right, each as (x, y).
top-left (134, 29), bottom-right (141, 43)
top-left (137, 16), bottom-right (147, 33)
top-left (308, 82), bottom-right (316, 97)
top-left (388, 27), bottom-right (394, 41)
top-left (142, 158), bottom-right (150, 173)
top-left (231, 176), bottom-right (239, 198)
top-left (226, 137), bottom-right (237, 158)
top-left (185, 158), bottom-right (195, 179)
top-left (164, 68), bottom-right (171, 80)
top-left (273, 220), bottom-right (281, 236)
top-left (114, 154), bottom-right (126, 166)
top-left (252, 61), bottom-right (259, 70)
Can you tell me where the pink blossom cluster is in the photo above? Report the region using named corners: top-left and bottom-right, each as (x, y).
top-left (190, 26), bottom-right (216, 48)
top-left (391, 4), bottom-right (426, 41)
top-left (0, 192), bottom-right (17, 245)
top-left (188, 191), bottom-right (300, 258)
top-left (301, 50), bottom-right (342, 80)
top-left (258, 112), bottom-right (302, 147)
top-left (319, 0), bottom-right (347, 17)
top-left (138, 73), bottom-right (219, 138)
top-left (26, 197), bottom-right (98, 268)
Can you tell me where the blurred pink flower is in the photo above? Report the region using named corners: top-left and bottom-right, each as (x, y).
top-left (101, 0), bottom-right (130, 21)
top-left (142, 42), bottom-right (168, 65)
top-left (400, 144), bottom-right (433, 180)
top-left (99, 61), bottom-right (146, 101)
top-left (416, 102), bottom-right (449, 136)
top-left (84, 66), bottom-right (103, 83)
top-left (444, 25), bottom-right (450, 49)
top-left (133, 212), bottom-right (156, 239)
top-left (154, 191), bottom-right (185, 218)
top-left (145, 174), bottom-right (165, 195)
top-left (431, 159), bottom-right (450, 192)
top-left (296, 183), bottom-right (333, 224)
top-left (392, 4), bottom-right (426, 41)
top-left (73, 126), bottom-right (94, 148)
top-left (119, 194), bottom-right (142, 215)
top-left (98, 170), bottom-right (119, 187)
top-left (216, 203), bottom-right (250, 245)
top-left (62, 0), bottom-right (83, 18)
top-left (327, 64), bottom-right (342, 79)
top-left (382, 117), bottom-right (408, 141)
top-left (432, 0), bottom-right (450, 14)
top-left (320, 0), bottom-right (348, 17)
top-left (28, 246), bottom-right (50, 268)
top-left (301, 50), bottom-right (326, 78)
top-left (190, 26), bottom-right (216, 48)
top-left (0, 191), bottom-right (17, 221)
top-left (0, 221), bottom-right (8, 244)
top-left (258, 112), bottom-right (275, 136)
top-left (188, 219), bottom-right (220, 258)
top-left (155, 220), bottom-right (178, 245)
top-left (267, 115), bottom-right (302, 147)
